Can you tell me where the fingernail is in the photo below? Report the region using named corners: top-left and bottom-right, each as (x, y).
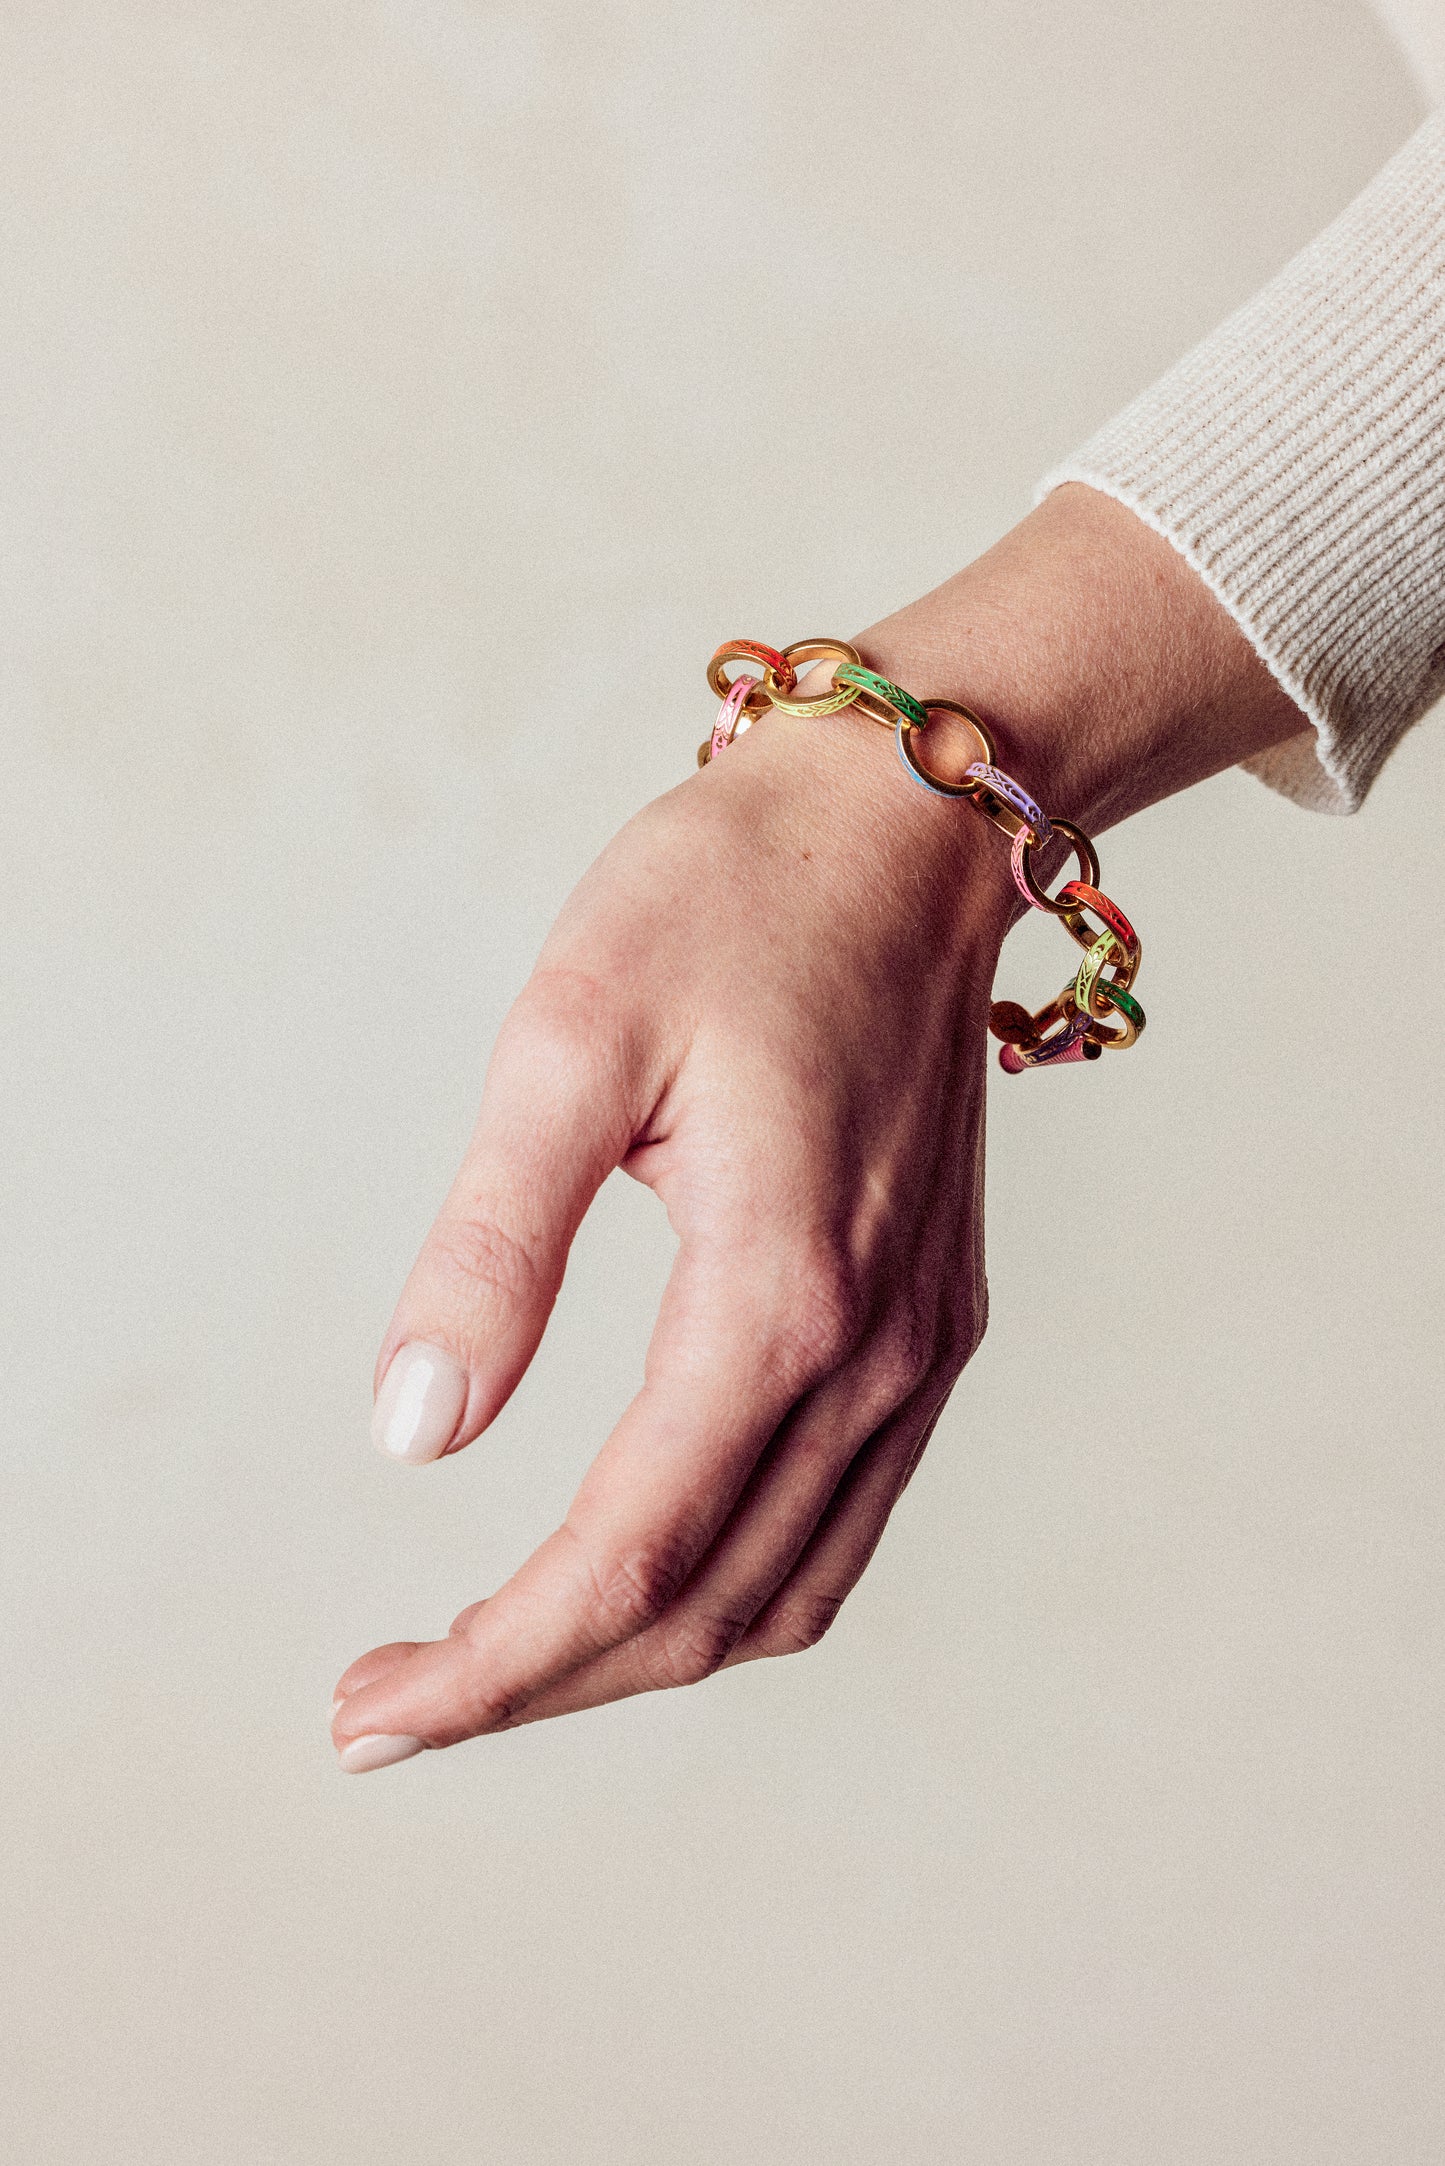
top-left (330, 1695), bottom-right (345, 1718)
top-left (338, 1733), bottom-right (425, 1774)
top-left (372, 1342), bottom-right (468, 1463)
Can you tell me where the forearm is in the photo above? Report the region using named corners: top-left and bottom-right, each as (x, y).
top-left (1042, 111), bottom-right (1445, 815)
top-left (845, 114), bottom-right (1445, 839)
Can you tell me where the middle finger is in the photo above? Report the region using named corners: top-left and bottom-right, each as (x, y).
top-left (494, 1336), bottom-right (945, 1727)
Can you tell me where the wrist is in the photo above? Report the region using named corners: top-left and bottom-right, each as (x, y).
top-left (724, 687), bottom-right (1018, 960)
top-left (699, 484), bottom-right (1307, 1006)
top-left (851, 483), bottom-right (1308, 839)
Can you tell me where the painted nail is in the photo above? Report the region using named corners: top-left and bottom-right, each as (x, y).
top-left (338, 1733), bottom-right (425, 1774)
top-left (372, 1342), bottom-right (468, 1463)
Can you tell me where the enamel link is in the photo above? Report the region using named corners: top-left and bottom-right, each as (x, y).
top-left (831, 662), bottom-right (929, 730)
top-left (702, 672), bottom-right (759, 766)
top-left (963, 763), bottom-right (1053, 846)
top-left (697, 640), bottom-right (1147, 1072)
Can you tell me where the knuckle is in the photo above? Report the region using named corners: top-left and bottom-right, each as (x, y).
top-left (442, 1614), bottom-right (520, 1733)
top-left (502, 968), bottom-right (623, 1085)
top-left (941, 1288), bottom-right (988, 1373)
top-left (869, 1306), bottom-right (939, 1402)
top-left (756, 1591), bottom-right (844, 1659)
top-left (429, 1210), bottom-right (540, 1309)
top-left (648, 1607), bottom-right (753, 1689)
top-left (462, 1687), bottom-right (521, 1734)
top-left (769, 1249), bottom-right (866, 1388)
top-left (583, 1534), bottom-right (694, 1639)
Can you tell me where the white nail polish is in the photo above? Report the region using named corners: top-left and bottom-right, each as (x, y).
top-left (338, 1733), bottom-right (425, 1774)
top-left (372, 1342), bottom-right (468, 1463)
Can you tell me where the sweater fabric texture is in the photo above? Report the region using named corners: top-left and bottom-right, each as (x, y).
top-left (1039, 109), bottom-right (1445, 814)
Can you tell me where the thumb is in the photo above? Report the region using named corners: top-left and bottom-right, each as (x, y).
top-left (372, 971), bottom-right (642, 1464)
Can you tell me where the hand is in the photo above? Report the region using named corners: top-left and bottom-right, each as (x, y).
top-left (331, 487), bottom-right (1305, 1770)
top-left (330, 680), bottom-right (1009, 1769)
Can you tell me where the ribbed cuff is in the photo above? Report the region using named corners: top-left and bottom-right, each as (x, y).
top-left (1037, 109), bottom-right (1445, 815)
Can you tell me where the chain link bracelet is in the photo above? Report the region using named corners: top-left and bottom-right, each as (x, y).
top-left (698, 638), bottom-right (1146, 1074)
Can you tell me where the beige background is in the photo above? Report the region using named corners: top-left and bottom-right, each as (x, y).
top-left (3, 4), bottom-right (1443, 2160)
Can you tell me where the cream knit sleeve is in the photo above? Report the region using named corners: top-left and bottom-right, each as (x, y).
top-left (1038, 110), bottom-right (1445, 814)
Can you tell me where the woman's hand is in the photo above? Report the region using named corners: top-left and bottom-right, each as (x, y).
top-left (331, 487), bottom-right (1306, 1770)
top-left (330, 684), bottom-right (1011, 1769)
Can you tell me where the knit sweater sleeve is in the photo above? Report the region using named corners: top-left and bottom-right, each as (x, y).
top-left (1037, 110), bottom-right (1445, 814)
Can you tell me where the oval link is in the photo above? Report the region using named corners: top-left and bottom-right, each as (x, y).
top-left (1091, 979), bottom-right (1146, 1049)
top-left (895, 701), bottom-right (997, 796)
top-left (963, 763), bottom-right (1053, 844)
top-left (1011, 819), bottom-right (1101, 914)
top-left (1075, 929), bottom-right (1126, 1018)
top-left (1057, 880), bottom-right (1138, 958)
top-left (832, 662), bottom-right (928, 730)
top-left (763, 637), bottom-right (864, 717)
top-left (1056, 878), bottom-right (1141, 1016)
top-left (707, 640), bottom-right (795, 702)
top-left (698, 671), bottom-right (762, 767)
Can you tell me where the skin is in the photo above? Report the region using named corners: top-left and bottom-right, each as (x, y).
top-left (331, 483), bottom-right (1307, 1756)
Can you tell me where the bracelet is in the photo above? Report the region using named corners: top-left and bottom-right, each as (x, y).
top-left (698, 638), bottom-right (1146, 1075)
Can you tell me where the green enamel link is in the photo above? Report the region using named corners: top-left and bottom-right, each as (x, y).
top-left (832, 663), bottom-right (929, 730)
top-left (1096, 980), bottom-right (1145, 1031)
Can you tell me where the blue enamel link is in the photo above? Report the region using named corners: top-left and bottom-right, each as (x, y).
top-left (895, 714), bottom-right (977, 797)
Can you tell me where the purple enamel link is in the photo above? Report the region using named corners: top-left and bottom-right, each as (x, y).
top-left (708, 672), bottom-right (758, 761)
top-left (998, 1015), bottom-right (1091, 1073)
top-left (964, 763), bottom-right (1053, 847)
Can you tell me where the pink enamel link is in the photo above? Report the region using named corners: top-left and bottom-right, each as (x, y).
top-left (1008, 826), bottom-right (1034, 907)
top-left (707, 671), bottom-right (759, 762)
top-left (1007, 826), bottom-right (1111, 915)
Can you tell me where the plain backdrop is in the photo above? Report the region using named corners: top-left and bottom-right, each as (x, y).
top-left (3, 4), bottom-right (1442, 2161)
